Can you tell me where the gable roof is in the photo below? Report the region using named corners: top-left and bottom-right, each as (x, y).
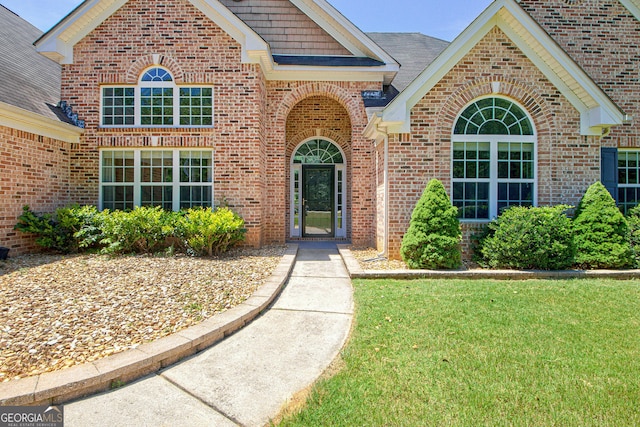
top-left (0, 5), bottom-right (82, 142)
top-left (34, 0), bottom-right (399, 84)
top-left (368, 0), bottom-right (624, 138)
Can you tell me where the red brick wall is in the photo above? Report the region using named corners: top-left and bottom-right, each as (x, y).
top-left (59, 0), bottom-right (380, 249)
top-left (385, 27), bottom-right (597, 259)
top-left (0, 126), bottom-right (70, 253)
top-left (266, 81), bottom-right (379, 246)
top-left (519, 0), bottom-right (640, 149)
top-left (61, 0), bottom-right (268, 246)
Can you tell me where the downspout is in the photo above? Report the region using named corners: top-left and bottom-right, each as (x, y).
top-left (382, 131), bottom-right (390, 258)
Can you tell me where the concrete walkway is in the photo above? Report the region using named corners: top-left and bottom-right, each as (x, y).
top-left (63, 242), bottom-right (353, 427)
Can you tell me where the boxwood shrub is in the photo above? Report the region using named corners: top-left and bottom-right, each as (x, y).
top-left (626, 205), bottom-right (640, 268)
top-left (478, 205), bottom-right (575, 270)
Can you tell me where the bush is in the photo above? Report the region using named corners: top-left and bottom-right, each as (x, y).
top-left (16, 204), bottom-right (248, 257)
top-left (66, 205), bottom-right (105, 250)
top-left (400, 179), bottom-right (461, 269)
top-left (14, 205), bottom-right (87, 253)
top-left (99, 206), bottom-right (179, 254)
top-left (573, 182), bottom-right (633, 269)
top-left (478, 205), bottom-right (575, 270)
top-left (627, 205), bottom-right (640, 267)
top-left (178, 207), bottom-right (246, 256)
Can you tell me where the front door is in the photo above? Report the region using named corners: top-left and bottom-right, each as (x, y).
top-left (302, 165), bottom-right (335, 237)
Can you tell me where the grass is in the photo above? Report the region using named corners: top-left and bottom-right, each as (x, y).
top-left (278, 279), bottom-right (640, 426)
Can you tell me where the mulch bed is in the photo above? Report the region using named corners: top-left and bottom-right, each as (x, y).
top-left (0, 245), bottom-right (286, 382)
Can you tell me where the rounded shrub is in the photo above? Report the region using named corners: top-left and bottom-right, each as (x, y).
top-left (573, 181), bottom-right (633, 269)
top-left (178, 207), bottom-right (246, 256)
top-left (479, 205), bottom-right (575, 270)
top-left (400, 179), bottom-right (461, 269)
top-left (626, 205), bottom-right (640, 268)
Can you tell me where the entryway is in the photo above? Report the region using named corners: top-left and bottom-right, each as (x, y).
top-left (290, 138), bottom-right (346, 239)
top-left (302, 165), bottom-right (334, 237)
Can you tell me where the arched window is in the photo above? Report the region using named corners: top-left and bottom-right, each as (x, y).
top-left (452, 97), bottom-right (536, 220)
top-left (293, 139), bottom-right (344, 164)
top-left (101, 67), bottom-right (213, 127)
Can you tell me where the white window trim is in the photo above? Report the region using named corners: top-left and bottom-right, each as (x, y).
top-left (99, 148), bottom-right (214, 211)
top-left (618, 149), bottom-right (640, 213)
top-left (289, 138), bottom-right (347, 238)
top-left (100, 67), bottom-right (214, 128)
top-left (451, 97), bottom-right (538, 221)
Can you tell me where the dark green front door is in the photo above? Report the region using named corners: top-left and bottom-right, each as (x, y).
top-left (302, 165), bottom-right (335, 237)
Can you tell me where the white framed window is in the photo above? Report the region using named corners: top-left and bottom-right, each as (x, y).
top-left (100, 149), bottom-right (213, 211)
top-left (452, 97), bottom-right (537, 220)
top-left (618, 150), bottom-right (640, 214)
top-left (101, 67), bottom-right (213, 128)
top-left (290, 138), bottom-right (347, 238)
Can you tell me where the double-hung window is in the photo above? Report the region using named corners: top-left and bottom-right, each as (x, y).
top-left (452, 97), bottom-right (536, 219)
top-left (618, 150), bottom-right (640, 214)
top-left (101, 149), bottom-right (213, 211)
top-left (101, 67), bottom-right (213, 127)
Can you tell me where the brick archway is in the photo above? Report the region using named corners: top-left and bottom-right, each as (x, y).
top-left (125, 54), bottom-right (185, 84)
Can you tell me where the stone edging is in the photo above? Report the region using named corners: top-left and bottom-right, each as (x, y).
top-left (337, 245), bottom-right (640, 280)
top-left (0, 244), bottom-right (299, 406)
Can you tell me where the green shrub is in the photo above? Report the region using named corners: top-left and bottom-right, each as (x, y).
top-left (14, 205), bottom-right (86, 253)
top-left (99, 206), bottom-right (178, 254)
top-left (573, 182), bottom-right (634, 269)
top-left (400, 179), bottom-right (461, 269)
top-left (479, 205), bottom-right (575, 270)
top-left (626, 205), bottom-right (640, 267)
top-left (66, 205), bottom-right (105, 250)
top-left (178, 207), bottom-right (246, 256)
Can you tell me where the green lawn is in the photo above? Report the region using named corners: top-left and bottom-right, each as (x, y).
top-left (278, 279), bottom-right (640, 426)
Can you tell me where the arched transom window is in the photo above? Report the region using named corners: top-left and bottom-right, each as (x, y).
top-left (293, 139), bottom-right (344, 164)
top-left (452, 97), bottom-right (536, 220)
top-left (101, 67), bottom-right (213, 127)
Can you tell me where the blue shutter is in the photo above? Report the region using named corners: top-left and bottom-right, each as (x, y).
top-left (601, 147), bottom-right (618, 201)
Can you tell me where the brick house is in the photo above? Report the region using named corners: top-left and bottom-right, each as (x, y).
top-left (1, 0), bottom-right (639, 259)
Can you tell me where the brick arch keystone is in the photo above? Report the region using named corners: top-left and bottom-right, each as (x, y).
top-left (435, 76), bottom-right (557, 145)
top-left (126, 55), bottom-right (186, 84)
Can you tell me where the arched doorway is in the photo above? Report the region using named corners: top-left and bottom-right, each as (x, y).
top-left (290, 138), bottom-right (347, 238)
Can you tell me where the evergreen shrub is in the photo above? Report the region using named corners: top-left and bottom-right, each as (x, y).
top-left (400, 179), bottom-right (461, 269)
top-left (14, 205), bottom-right (99, 253)
top-left (178, 207), bottom-right (246, 256)
top-left (573, 182), bottom-right (634, 269)
top-left (479, 205), bottom-right (575, 270)
top-left (626, 205), bottom-right (640, 267)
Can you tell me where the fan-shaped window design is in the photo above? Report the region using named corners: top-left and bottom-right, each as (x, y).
top-left (102, 67), bottom-right (213, 127)
top-left (293, 139), bottom-right (344, 164)
top-left (454, 98), bottom-right (533, 136)
top-left (141, 67), bottom-right (173, 82)
top-left (451, 97), bottom-right (537, 220)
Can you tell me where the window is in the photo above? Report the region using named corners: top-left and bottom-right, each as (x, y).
top-left (101, 67), bottom-right (213, 127)
top-left (452, 97), bottom-right (536, 219)
top-left (101, 149), bottom-right (213, 211)
top-left (618, 150), bottom-right (640, 214)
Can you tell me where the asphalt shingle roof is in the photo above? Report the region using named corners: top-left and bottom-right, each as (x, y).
top-left (366, 32), bottom-right (450, 93)
top-left (0, 5), bottom-right (62, 121)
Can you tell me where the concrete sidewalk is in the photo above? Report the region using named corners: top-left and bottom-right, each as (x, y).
top-left (63, 242), bottom-right (354, 427)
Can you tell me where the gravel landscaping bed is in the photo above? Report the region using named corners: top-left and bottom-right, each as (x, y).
top-left (350, 248), bottom-right (408, 270)
top-left (0, 245), bottom-right (287, 382)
